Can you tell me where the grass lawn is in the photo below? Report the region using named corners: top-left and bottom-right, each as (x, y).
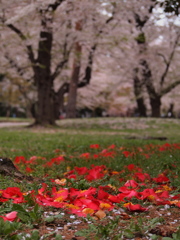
top-left (0, 117), bottom-right (180, 239)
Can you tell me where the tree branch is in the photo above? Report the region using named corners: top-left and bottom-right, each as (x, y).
top-left (6, 24), bottom-right (35, 65)
top-left (51, 59), bottom-right (68, 81)
top-left (160, 31), bottom-right (180, 86)
top-left (97, 3), bottom-right (117, 36)
top-left (51, 36), bottom-right (71, 81)
top-left (160, 80), bottom-right (180, 96)
top-left (56, 82), bottom-right (69, 96)
top-left (78, 44), bottom-right (97, 88)
top-left (4, 52), bottom-right (25, 77)
top-left (157, 52), bottom-right (168, 65)
top-left (4, 52), bottom-right (33, 99)
top-left (77, 3), bottom-right (116, 88)
top-left (40, 0), bottom-right (66, 13)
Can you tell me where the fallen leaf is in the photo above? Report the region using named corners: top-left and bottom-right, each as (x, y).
top-left (94, 210), bottom-right (106, 219)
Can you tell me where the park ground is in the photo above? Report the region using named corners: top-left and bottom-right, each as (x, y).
top-left (0, 117), bottom-right (180, 240)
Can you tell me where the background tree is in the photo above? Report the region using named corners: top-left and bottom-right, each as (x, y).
top-left (0, 0), bottom-right (179, 121)
top-left (65, 0), bottom-right (117, 118)
top-left (0, 0), bottom-right (71, 126)
top-left (111, 0), bottom-right (180, 117)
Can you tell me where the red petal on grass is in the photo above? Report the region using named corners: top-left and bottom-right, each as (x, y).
top-left (85, 166), bottom-right (105, 181)
top-left (67, 174), bottom-right (77, 179)
top-left (108, 194), bottom-right (125, 203)
top-left (140, 188), bottom-right (158, 200)
top-left (97, 189), bottom-right (110, 200)
top-left (0, 198), bottom-right (8, 202)
top-left (153, 174), bottom-right (170, 183)
top-left (100, 150), bottom-right (115, 158)
top-left (124, 203), bottom-right (148, 212)
top-left (122, 151), bottom-right (132, 158)
top-left (80, 153), bottom-right (91, 159)
top-left (124, 180), bottom-right (139, 188)
top-left (133, 172), bottom-right (151, 182)
top-left (90, 144), bottom-right (100, 149)
top-left (126, 164), bottom-right (142, 172)
top-left (2, 187), bottom-right (25, 203)
top-left (108, 144), bottom-right (116, 149)
top-left (75, 166), bottom-right (88, 175)
top-left (25, 167), bottom-right (34, 173)
top-left (1, 211), bottom-right (18, 221)
top-left (54, 189), bottom-right (69, 202)
top-left (118, 186), bottom-right (132, 193)
top-left (74, 198), bottom-right (100, 210)
top-left (14, 156), bottom-right (26, 164)
top-left (172, 194), bottom-right (180, 200)
top-left (125, 190), bottom-right (141, 200)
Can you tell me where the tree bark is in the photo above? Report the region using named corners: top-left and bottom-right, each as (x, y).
top-left (66, 20), bottom-right (82, 119)
top-left (133, 68), bottom-right (147, 117)
top-left (66, 42), bottom-right (81, 118)
top-left (33, 29), bottom-right (55, 126)
top-left (54, 83), bottom-right (69, 119)
top-left (150, 95), bottom-right (161, 117)
top-left (140, 59), bottom-right (161, 117)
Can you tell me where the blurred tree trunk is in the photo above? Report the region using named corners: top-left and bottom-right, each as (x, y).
top-left (133, 3), bottom-right (154, 117)
top-left (66, 42), bottom-right (81, 118)
top-left (34, 29), bottom-right (55, 125)
top-left (133, 67), bottom-right (147, 117)
top-left (66, 20), bottom-right (82, 118)
top-left (150, 95), bottom-right (161, 117)
top-left (54, 83), bottom-right (69, 119)
top-left (140, 59), bottom-right (161, 117)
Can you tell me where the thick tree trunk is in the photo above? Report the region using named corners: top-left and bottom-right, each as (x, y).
top-left (133, 68), bottom-right (147, 117)
top-left (33, 29), bottom-right (56, 126)
top-left (6, 1), bottom-right (66, 127)
top-left (149, 95), bottom-right (161, 117)
top-left (35, 82), bottom-right (55, 125)
top-left (136, 98), bottom-right (147, 117)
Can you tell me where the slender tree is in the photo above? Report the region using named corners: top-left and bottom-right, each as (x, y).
top-left (129, 0), bottom-right (180, 117)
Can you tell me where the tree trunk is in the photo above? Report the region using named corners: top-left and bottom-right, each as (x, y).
top-left (6, 1), bottom-right (66, 127)
top-left (133, 68), bottom-right (147, 117)
top-left (54, 83), bottom-right (69, 119)
top-left (66, 46), bottom-right (81, 118)
top-left (149, 95), bottom-right (161, 117)
top-left (33, 29), bottom-right (56, 126)
top-left (0, 157), bottom-right (33, 181)
top-left (140, 59), bottom-right (161, 118)
top-left (66, 18), bottom-right (82, 119)
top-left (35, 82), bottom-right (55, 125)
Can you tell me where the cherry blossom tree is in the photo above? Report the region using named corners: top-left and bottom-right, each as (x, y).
top-left (65, 0), bottom-right (117, 118)
top-left (134, 3), bottom-right (180, 117)
top-left (0, 0), bottom-right (117, 122)
top-left (0, 0), bottom-right (179, 122)
top-left (0, 0), bottom-right (71, 125)
top-left (111, 0), bottom-right (180, 117)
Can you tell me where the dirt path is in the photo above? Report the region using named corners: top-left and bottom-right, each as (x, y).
top-left (0, 122), bottom-right (30, 127)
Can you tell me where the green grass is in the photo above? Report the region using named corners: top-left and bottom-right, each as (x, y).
top-left (0, 117), bottom-right (179, 179)
top-left (0, 117), bottom-right (180, 239)
top-left (56, 117), bottom-right (180, 140)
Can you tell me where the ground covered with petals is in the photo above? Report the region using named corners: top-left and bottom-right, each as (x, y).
top-left (0, 140), bottom-right (180, 240)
